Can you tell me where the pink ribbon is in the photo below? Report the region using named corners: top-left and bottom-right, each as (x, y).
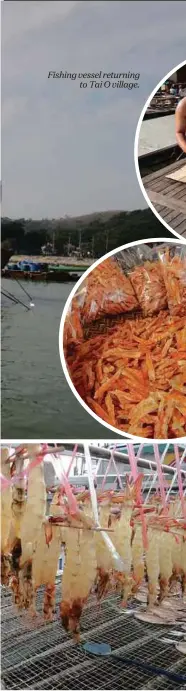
top-left (55, 443), bottom-right (79, 515)
top-left (126, 444), bottom-right (138, 481)
top-left (153, 444), bottom-right (168, 514)
top-left (127, 444), bottom-right (148, 549)
top-left (66, 443), bottom-right (78, 477)
top-left (174, 444), bottom-right (186, 520)
top-left (0, 444), bottom-right (48, 490)
top-left (101, 444), bottom-right (122, 490)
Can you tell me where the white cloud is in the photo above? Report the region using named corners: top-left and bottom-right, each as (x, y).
top-left (2, 1), bottom-right (79, 43)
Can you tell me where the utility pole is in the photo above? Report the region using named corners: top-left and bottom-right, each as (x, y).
top-left (52, 229), bottom-right (55, 253)
top-left (78, 229), bottom-right (82, 252)
top-left (67, 233), bottom-right (71, 256)
top-left (105, 229), bottom-right (109, 253)
top-left (91, 235), bottom-right (95, 257)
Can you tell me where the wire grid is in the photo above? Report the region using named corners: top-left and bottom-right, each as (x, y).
top-left (2, 582), bottom-right (186, 690)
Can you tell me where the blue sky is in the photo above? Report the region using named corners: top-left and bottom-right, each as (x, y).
top-left (2, 1), bottom-right (186, 219)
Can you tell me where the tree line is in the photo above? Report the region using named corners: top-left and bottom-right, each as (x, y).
top-left (2, 210), bottom-right (171, 258)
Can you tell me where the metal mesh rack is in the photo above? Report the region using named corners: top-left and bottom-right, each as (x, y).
top-left (2, 580), bottom-right (186, 690)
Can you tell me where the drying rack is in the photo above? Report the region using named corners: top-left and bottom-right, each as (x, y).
top-left (1, 443), bottom-right (186, 690)
top-left (1, 581), bottom-right (186, 690)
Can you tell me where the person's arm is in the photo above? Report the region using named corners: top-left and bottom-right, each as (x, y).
top-left (175, 99), bottom-right (186, 153)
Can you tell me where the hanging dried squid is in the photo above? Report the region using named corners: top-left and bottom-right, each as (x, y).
top-left (8, 448), bottom-right (27, 555)
top-left (94, 492), bottom-right (114, 599)
top-left (131, 520), bottom-right (144, 593)
top-left (158, 528), bottom-right (173, 602)
top-left (31, 488), bottom-right (65, 620)
top-left (181, 531), bottom-right (186, 597)
top-left (10, 444), bottom-right (46, 611)
top-left (60, 507), bottom-right (97, 640)
top-left (1, 447), bottom-right (13, 584)
top-left (145, 523), bottom-right (160, 608)
top-left (110, 478), bottom-right (143, 605)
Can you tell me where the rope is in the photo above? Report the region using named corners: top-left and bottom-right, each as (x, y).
top-left (1, 289), bottom-right (30, 311)
top-left (14, 276), bottom-right (34, 304)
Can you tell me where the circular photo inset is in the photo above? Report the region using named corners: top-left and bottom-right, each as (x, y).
top-left (59, 238), bottom-right (186, 441)
top-left (135, 60), bottom-right (186, 240)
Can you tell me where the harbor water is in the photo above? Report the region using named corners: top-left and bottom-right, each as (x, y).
top-left (2, 279), bottom-right (118, 439)
top-left (138, 114), bottom-right (175, 156)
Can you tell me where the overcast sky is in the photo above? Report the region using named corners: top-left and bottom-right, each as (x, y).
top-left (2, 1), bottom-right (186, 219)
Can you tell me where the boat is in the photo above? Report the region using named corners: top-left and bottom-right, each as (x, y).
top-left (138, 143), bottom-right (182, 176)
top-left (138, 144), bottom-right (186, 238)
top-left (1, 262), bottom-right (89, 283)
top-left (1, 242), bottom-right (13, 270)
top-left (144, 107), bottom-right (176, 120)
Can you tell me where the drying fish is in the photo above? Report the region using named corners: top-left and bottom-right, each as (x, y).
top-left (135, 611), bottom-right (173, 625)
top-left (176, 642), bottom-right (186, 654)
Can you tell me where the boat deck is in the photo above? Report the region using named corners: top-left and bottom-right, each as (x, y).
top-left (141, 159), bottom-right (186, 238)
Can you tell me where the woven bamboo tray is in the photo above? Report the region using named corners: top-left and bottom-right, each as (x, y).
top-left (83, 308), bottom-right (142, 340)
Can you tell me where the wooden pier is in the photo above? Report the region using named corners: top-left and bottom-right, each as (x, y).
top-left (139, 146), bottom-right (186, 238)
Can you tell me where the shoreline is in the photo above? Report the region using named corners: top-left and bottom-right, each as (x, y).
top-left (10, 254), bottom-right (94, 267)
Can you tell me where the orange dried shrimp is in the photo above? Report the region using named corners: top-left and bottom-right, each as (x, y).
top-left (159, 249), bottom-right (186, 317)
top-left (63, 297), bottom-right (84, 353)
top-left (66, 311), bottom-right (186, 438)
top-left (81, 257), bottom-right (138, 323)
top-left (129, 261), bottom-right (167, 316)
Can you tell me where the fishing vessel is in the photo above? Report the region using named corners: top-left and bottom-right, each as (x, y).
top-left (2, 261), bottom-right (90, 283)
top-left (1, 242), bottom-right (13, 269)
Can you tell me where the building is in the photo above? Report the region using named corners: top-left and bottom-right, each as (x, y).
top-left (169, 65), bottom-right (186, 84)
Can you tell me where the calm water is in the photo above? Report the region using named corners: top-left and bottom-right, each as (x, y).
top-left (138, 114), bottom-right (175, 156)
top-left (2, 279), bottom-right (118, 440)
